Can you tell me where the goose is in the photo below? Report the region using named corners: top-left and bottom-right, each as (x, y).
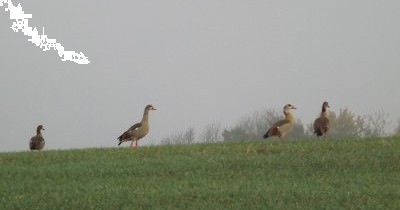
top-left (313, 101), bottom-right (330, 137)
top-left (117, 104), bottom-right (156, 149)
top-left (29, 125), bottom-right (45, 150)
top-left (263, 104), bottom-right (296, 139)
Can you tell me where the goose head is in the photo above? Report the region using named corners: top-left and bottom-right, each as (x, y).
top-left (37, 125), bottom-right (45, 131)
top-left (145, 104), bottom-right (157, 111)
top-left (283, 104), bottom-right (296, 110)
top-left (283, 104), bottom-right (296, 115)
top-left (322, 101), bottom-right (330, 113)
top-left (36, 125), bottom-right (45, 134)
top-left (321, 101), bottom-right (330, 117)
top-left (322, 101), bottom-right (330, 109)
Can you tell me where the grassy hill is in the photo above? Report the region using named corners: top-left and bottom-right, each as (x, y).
top-left (1, 137), bottom-right (400, 209)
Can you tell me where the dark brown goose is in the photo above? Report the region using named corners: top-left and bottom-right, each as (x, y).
top-left (263, 104), bottom-right (296, 139)
top-left (117, 104), bottom-right (156, 149)
top-left (29, 125), bottom-right (45, 150)
top-left (313, 101), bottom-right (330, 137)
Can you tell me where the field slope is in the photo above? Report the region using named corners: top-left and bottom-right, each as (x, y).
top-left (1, 137), bottom-right (400, 209)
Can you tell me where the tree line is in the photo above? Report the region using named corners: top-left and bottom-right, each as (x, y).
top-left (160, 107), bottom-right (399, 144)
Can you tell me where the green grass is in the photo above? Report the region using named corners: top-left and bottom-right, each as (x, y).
top-left (1, 137), bottom-right (400, 210)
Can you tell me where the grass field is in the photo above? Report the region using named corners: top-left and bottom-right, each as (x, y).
top-left (1, 137), bottom-right (400, 209)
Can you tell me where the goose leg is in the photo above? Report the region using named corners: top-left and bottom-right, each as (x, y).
top-left (130, 140), bottom-right (134, 149)
top-left (136, 140), bottom-right (139, 150)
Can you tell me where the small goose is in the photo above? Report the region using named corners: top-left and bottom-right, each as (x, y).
top-left (313, 101), bottom-right (330, 137)
top-left (263, 104), bottom-right (296, 139)
top-left (29, 125), bottom-right (45, 150)
top-left (118, 104), bottom-right (156, 149)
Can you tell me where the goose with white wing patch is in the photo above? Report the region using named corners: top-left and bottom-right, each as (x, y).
top-left (117, 104), bottom-right (156, 150)
top-left (263, 104), bottom-right (296, 139)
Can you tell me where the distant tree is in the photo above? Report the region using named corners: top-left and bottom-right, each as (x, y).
top-left (327, 108), bottom-right (364, 138)
top-left (161, 127), bottom-right (196, 145)
top-left (201, 123), bottom-right (222, 143)
top-left (222, 127), bottom-right (250, 142)
top-left (182, 127), bottom-right (196, 144)
top-left (361, 110), bottom-right (389, 137)
top-left (394, 120), bottom-right (400, 136)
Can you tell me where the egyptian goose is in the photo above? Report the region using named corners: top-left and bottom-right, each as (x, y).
top-left (117, 104), bottom-right (156, 149)
top-left (263, 104), bottom-right (296, 139)
top-left (29, 125), bottom-right (45, 150)
top-left (313, 101), bottom-right (330, 137)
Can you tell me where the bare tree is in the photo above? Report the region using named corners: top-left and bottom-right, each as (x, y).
top-left (182, 127), bottom-right (196, 144)
top-left (362, 110), bottom-right (389, 137)
top-left (160, 137), bottom-right (172, 145)
top-left (201, 123), bottom-right (222, 143)
top-left (161, 127), bottom-right (196, 145)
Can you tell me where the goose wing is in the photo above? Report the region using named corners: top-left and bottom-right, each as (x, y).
top-left (118, 123), bottom-right (142, 141)
top-left (29, 136), bottom-right (36, 150)
top-left (272, 119), bottom-right (291, 128)
top-left (264, 119), bottom-right (291, 137)
top-left (313, 117), bottom-right (329, 136)
top-left (29, 136), bottom-right (44, 150)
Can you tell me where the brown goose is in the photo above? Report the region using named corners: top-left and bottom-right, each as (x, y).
top-left (263, 104), bottom-right (296, 139)
top-left (118, 104), bottom-right (156, 149)
top-left (313, 101), bottom-right (330, 137)
top-left (29, 125), bottom-right (45, 150)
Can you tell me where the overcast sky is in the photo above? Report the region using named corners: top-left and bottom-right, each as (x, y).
top-left (1, 0), bottom-right (399, 152)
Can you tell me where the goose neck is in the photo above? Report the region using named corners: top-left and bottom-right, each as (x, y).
top-left (285, 111), bottom-right (294, 122)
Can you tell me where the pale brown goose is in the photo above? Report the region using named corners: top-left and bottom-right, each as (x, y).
top-left (263, 104), bottom-right (296, 139)
top-left (29, 125), bottom-right (45, 150)
top-left (118, 104), bottom-right (156, 149)
top-left (313, 101), bottom-right (330, 137)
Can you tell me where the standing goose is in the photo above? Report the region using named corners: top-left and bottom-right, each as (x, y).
top-left (117, 104), bottom-right (156, 149)
top-left (313, 101), bottom-right (330, 137)
top-left (263, 104), bottom-right (297, 139)
top-left (29, 125), bottom-right (45, 150)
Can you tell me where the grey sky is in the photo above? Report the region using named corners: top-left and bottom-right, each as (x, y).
top-left (1, 0), bottom-right (399, 152)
